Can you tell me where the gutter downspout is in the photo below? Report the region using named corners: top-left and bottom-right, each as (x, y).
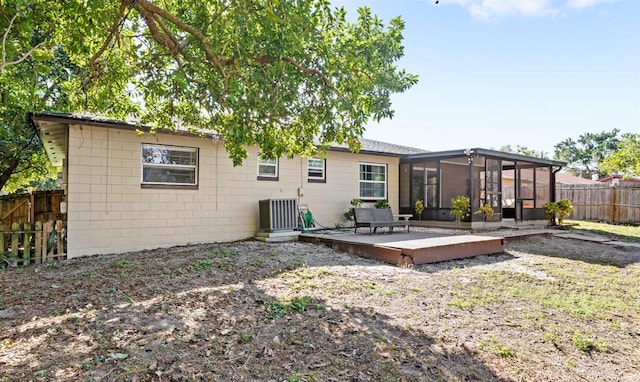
top-left (552, 166), bottom-right (562, 203)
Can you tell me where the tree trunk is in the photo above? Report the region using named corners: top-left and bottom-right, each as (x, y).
top-left (0, 157), bottom-right (20, 191)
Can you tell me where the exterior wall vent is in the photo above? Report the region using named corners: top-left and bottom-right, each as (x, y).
top-left (259, 198), bottom-right (298, 232)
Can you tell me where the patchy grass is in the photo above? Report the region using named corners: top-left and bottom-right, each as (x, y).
top-left (0, 234), bottom-right (638, 381)
top-left (564, 219), bottom-right (640, 243)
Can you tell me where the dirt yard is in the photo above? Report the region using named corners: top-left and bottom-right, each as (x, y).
top-left (1, 230), bottom-right (639, 381)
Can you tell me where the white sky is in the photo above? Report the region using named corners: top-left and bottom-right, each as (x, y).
top-left (334, 0), bottom-right (640, 156)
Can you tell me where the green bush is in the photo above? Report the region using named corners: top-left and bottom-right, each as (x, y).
top-left (343, 198), bottom-right (363, 221)
top-left (556, 199), bottom-right (574, 223)
top-left (474, 203), bottom-right (494, 221)
top-left (374, 199), bottom-right (390, 209)
top-left (415, 199), bottom-right (424, 220)
top-left (543, 199), bottom-right (573, 225)
top-left (451, 195), bottom-right (470, 227)
top-left (543, 201), bottom-right (558, 226)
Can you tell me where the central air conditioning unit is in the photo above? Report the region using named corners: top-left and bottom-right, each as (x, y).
top-left (259, 198), bottom-right (298, 232)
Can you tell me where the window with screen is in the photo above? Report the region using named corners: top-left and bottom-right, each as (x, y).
top-left (141, 144), bottom-right (198, 186)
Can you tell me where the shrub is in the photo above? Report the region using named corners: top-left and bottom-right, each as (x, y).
top-left (556, 199), bottom-right (574, 224)
top-left (474, 203), bottom-right (494, 221)
top-left (374, 199), bottom-right (390, 209)
top-left (451, 195), bottom-right (470, 227)
top-left (543, 201), bottom-right (558, 226)
top-left (543, 199), bottom-right (573, 225)
top-left (343, 198), bottom-right (363, 221)
top-left (415, 199), bottom-right (424, 220)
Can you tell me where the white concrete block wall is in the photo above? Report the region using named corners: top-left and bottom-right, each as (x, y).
top-left (65, 124), bottom-right (400, 257)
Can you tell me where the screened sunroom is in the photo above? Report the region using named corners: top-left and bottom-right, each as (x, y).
top-left (398, 149), bottom-right (566, 225)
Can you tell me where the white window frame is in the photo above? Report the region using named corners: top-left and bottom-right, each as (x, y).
top-left (307, 158), bottom-right (326, 182)
top-left (257, 157), bottom-right (278, 180)
top-left (141, 144), bottom-right (198, 186)
top-left (359, 162), bottom-right (387, 200)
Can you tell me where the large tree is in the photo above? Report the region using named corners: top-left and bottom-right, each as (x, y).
top-left (95, 0), bottom-right (418, 164)
top-left (553, 130), bottom-right (620, 179)
top-left (0, 1), bottom-right (138, 192)
top-left (1, 0), bottom-right (417, 192)
top-left (599, 133), bottom-right (640, 178)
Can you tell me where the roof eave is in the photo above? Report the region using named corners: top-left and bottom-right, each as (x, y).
top-left (403, 147), bottom-right (566, 167)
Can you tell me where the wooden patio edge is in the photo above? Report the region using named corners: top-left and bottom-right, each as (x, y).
top-left (376, 235), bottom-right (505, 265)
top-left (299, 235), bottom-right (411, 266)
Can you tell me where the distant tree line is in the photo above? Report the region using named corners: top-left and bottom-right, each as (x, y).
top-left (500, 130), bottom-right (639, 180)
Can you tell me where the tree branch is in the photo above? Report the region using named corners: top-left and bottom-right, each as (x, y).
top-left (88, 2), bottom-right (128, 69)
top-left (281, 57), bottom-right (332, 88)
top-left (93, 1), bottom-right (335, 91)
top-left (17, 130), bottom-right (39, 153)
top-left (133, 0), bottom-right (229, 75)
top-left (0, 13), bottom-right (47, 72)
top-left (153, 14), bottom-right (182, 56)
top-left (253, 56), bottom-right (332, 88)
top-left (0, 157), bottom-right (20, 191)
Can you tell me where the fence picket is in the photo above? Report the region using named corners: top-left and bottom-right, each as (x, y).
top-left (44, 221), bottom-right (54, 262)
top-left (56, 220), bottom-right (63, 261)
top-left (0, 190), bottom-right (65, 227)
top-left (35, 221), bottom-right (43, 264)
top-left (0, 220), bottom-right (66, 266)
top-left (0, 224), bottom-right (4, 255)
top-left (556, 184), bottom-right (640, 224)
top-left (23, 222), bottom-right (31, 263)
top-left (11, 223), bottom-right (19, 259)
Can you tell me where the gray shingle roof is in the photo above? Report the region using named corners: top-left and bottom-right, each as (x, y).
top-left (33, 112), bottom-right (428, 157)
top-left (331, 138), bottom-right (428, 156)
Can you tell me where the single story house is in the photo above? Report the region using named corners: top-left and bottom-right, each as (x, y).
top-left (555, 173), bottom-right (601, 185)
top-left (599, 175), bottom-right (640, 186)
top-left (31, 112), bottom-right (566, 258)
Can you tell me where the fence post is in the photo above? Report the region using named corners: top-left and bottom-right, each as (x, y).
top-left (55, 220), bottom-right (64, 261)
top-left (11, 223), bottom-right (19, 260)
top-left (609, 185), bottom-right (616, 224)
top-left (44, 221), bottom-right (54, 262)
top-left (35, 221), bottom-right (43, 263)
top-left (23, 221), bottom-right (31, 264)
top-left (29, 192), bottom-right (35, 223)
top-left (0, 224), bottom-right (5, 255)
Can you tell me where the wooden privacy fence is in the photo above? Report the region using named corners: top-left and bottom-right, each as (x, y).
top-left (0, 190), bottom-right (65, 226)
top-left (556, 184), bottom-right (640, 224)
top-left (0, 220), bottom-right (66, 267)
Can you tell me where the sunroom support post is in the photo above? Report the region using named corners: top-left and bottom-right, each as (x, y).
top-left (467, 151), bottom-right (475, 221)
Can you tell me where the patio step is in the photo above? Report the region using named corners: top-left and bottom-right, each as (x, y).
top-left (377, 235), bottom-right (504, 265)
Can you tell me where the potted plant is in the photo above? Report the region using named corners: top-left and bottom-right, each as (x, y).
top-left (451, 195), bottom-right (470, 228)
top-left (374, 199), bottom-right (390, 209)
top-left (343, 198), bottom-right (363, 222)
top-left (473, 202), bottom-right (494, 222)
top-left (415, 199), bottom-right (424, 221)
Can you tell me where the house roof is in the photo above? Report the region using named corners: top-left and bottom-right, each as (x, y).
top-left (30, 112), bottom-right (428, 166)
top-left (30, 112), bottom-right (209, 167)
top-left (403, 147), bottom-right (567, 168)
top-left (599, 175), bottom-right (640, 184)
top-left (32, 112), bottom-right (564, 168)
top-left (332, 139), bottom-right (428, 156)
top-left (556, 172), bottom-right (600, 185)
